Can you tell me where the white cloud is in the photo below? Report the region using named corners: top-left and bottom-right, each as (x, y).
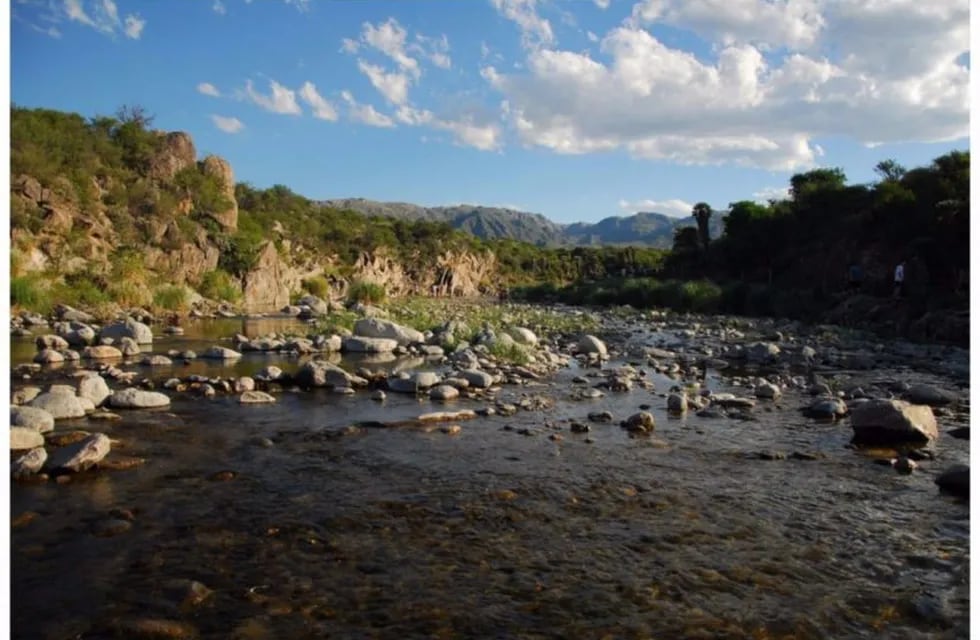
top-left (586, 31), bottom-right (599, 43)
top-left (245, 79), bottom-right (302, 115)
top-left (197, 82), bottom-right (221, 97)
top-left (284, 0), bottom-right (310, 11)
top-left (298, 81), bottom-right (339, 121)
top-left (481, 2), bottom-right (969, 170)
top-left (212, 0), bottom-right (226, 15)
top-left (359, 18), bottom-right (420, 79)
top-left (341, 38), bottom-right (359, 54)
top-left (357, 60), bottom-right (411, 105)
top-left (618, 198), bottom-right (695, 218)
top-left (491, 0), bottom-right (554, 49)
top-left (123, 14), bottom-right (145, 39)
top-left (211, 115), bottom-right (245, 134)
top-left (412, 33), bottom-right (452, 69)
top-left (751, 186), bottom-right (791, 202)
top-left (341, 91), bottom-right (395, 128)
top-left (393, 105), bottom-right (501, 151)
top-left (594, 0), bottom-right (610, 8)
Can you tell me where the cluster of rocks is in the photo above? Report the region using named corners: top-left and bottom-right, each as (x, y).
top-left (27, 314), bottom-right (154, 366)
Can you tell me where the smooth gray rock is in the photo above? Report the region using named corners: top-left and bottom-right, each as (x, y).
top-left (35, 334), bottom-right (69, 351)
top-left (33, 349), bottom-right (65, 364)
top-left (353, 318), bottom-right (424, 345)
top-left (201, 346), bottom-right (242, 360)
top-left (11, 406), bottom-right (55, 433)
top-left (387, 377), bottom-right (420, 393)
top-left (11, 427), bottom-right (45, 450)
top-left (100, 318), bottom-right (153, 344)
top-left (46, 433), bottom-right (111, 472)
top-left (63, 326), bottom-right (97, 347)
top-left (411, 371), bottom-right (441, 389)
top-left (234, 377), bottom-right (256, 393)
top-left (935, 464), bottom-right (969, 497)
top-left (806, 398), bottom-right (848, 419)
top-left (622, 411), bottom-right (655, 433)
top-left (83, 345), bottom-right (124, 360)
top-left (746, 342), bottom-right (780, 363)
top-left (429, 385), bottom-right (460, 401)
top-left (140, 355), bottom-right (173, 366)
top-left (577, 335), bottom-right (608, 356)
top-left (850, 399), bottom-right (937, 445)
top-left (108, 388), bottom-right (171, 409)
top-left (667, 393), bottom-right (688, 413)
top-left (255, 366), bottom-right (283, 382)
top-left (11, 387), bottom-right (42, 405)
top-left (78, 375), bottom-right (111, 407)
top-left (509, 327), bottom-right (538, 346)
top-left (460, 369), bottom-right (494, 389)
top-left (118, 336), bottom-right (142, 356)
top-left (28, 391), bottom-right (86, 419)
top-left (296, 360), bottom-right (366, 388)
top-left (342, 336), bottom-right (398, 353)
top-left (239, 390), bottom-right (276, 404)
top-left (904, 384), bottom-right (958, 407)
top-left (755, 382), bottom-right (782, 399)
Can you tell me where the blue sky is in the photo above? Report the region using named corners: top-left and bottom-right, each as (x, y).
top-left (9, 0), bottom-right (971, 223)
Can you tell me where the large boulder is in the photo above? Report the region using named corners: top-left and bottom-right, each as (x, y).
top-left (509, 327), bottom-right (538, 346)
top-left (459, 369), bottom-right (494, 389)
top-left (83, 345), bottom-right (124, 360)
top-left (108, 388), bottom-right (171, 409)
top-left (149, 131), bottom-right (196, 181)
top-left (62, 325), bottom-right (97, 347)
top-left (12, 447), bottom-right (47, 476)
top-left (746, 342), bottom-right (780, 363)
top-left (11, 427), bottom-right (45, 450)
top-left (342, 336), bottom-right (398, 353)
top-left (353, 318), bottom-right (424, 346)
top-left (33, 349), bottom-right (65, 365)
top-left (577, 335), bottom-right (607, 357)
top-left (35, 334), bottom-right (69, 351)
top-left (850, 399), bottom-right (938, 445)
top-left (28, 391), bottom-right (86, 419)
top-left (10, 406), bottom-right (55, 433)
top-left (201, 346), bottom-right (242, 360)
top-left (295, 360), bottom-right (365, 388)
top-left (101, 319), bottom-right (153, 345)
top-left (904, 384), bottom-right (958, 407)
top-left (78, 375), bottom-right (112, 407)
top-left (46, 433), bottom-right (111, 472)
top-left (935, 465), bottom-right (969, 497)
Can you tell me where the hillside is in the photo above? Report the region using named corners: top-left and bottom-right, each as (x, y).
top-left (322, 198), bottom-right (724, 248)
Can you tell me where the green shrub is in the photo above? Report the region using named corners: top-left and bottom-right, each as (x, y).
top-left (11, 275), bottom-right (52, 312)
top-left (488, 341), bottom-right (530, 365)
top-left (198, 269), bottom-right (241, 302)
top-left (347, 280), bottom-right (386, 305)
top-left (152, 285), bottom-right (189, 311)
top-left (302, 275), bottom-right (330, 299)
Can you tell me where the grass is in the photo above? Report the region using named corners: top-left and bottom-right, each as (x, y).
top-left (198, 269), bottom-right (241, 303)
top-left (347, 280), bottom-right (386, 305)
top-left (152, 285), bottom-right (190, 312)
top-left (487, 341), bottom-right (531, 365)
top-left (302, 275), bottom-right (330, 299)
top-left (11, 275), bottom-right (52, 314)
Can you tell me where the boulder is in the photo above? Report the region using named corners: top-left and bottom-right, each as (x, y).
top-left (667, 393), bottom-right (688, 413)
top-left (387, 377), bottom-right (420, 394)
top-left (255, 366), bottom-right (283, 382)
top-left (746, 342), bottom-right (780, 363)
top-left (12, 447), bottom-right (47, 476)
top-left (850, 399), bottom-right (937, 445)
top-left (54, 304), bottom-right (94, 323)
top-left (118, 336), bottom-right (142, 356)
top-left (755, 382), bottom-right (782, 399)
top-left (63, 326), bottom-right (97, 347)
top-left (904, 384), bottom-right (958, 407)
top-left (101, 319), bottom-right (153, 345)
top-left (201, 346), bottom-right (242, 360)
top-left (411, 371), bottom-right (441, 389)
top-left (108, 388), bottom-right (171, 409)
top-left (12, 387), bottom-right (43, 405)
top-left (83, 345), bottom-right (124, 360)
top-left (342, 336), bottom-right (398, 353)
top-left (353, 318), bottom-right (425, 346)
top-left (509, 327), bottom-right (538, 346)
top-left (577, 335), bottom-right (607, 356)
top-left (935, 465), bottom-right (969, 497)
top-left (10, 406), bottom-right (55, 433)
top-left (46, 433), bottom-right (111, 472)
top-left (806, 398), bottom-right (848, 419)
top-left (11, 427), bottom-right (45, 450)
top-left (28, 392), bottom-right (86, 419)
top-left (78, 375), bottom-right (111, 407)
top-left (295, 360), bottom-right (365, 388)
top-left (234, 377), bottom-right (256, 393)
top-left (35, 334), bottom-right (69, 351)
top-left (429, 385), bottom-right (460, 401)
top-left (460, 369), bottom-right (495, 389)
top-left (239, 390), bottom-right (276, 404)
top-left (141, 355), bottom-right (173, 366)
top-left (622, 411), bottom-right (655, 434)
top-left (33, 349), bottom-right (65, 365)
top-left (297, 295), bottom-right (329, 314)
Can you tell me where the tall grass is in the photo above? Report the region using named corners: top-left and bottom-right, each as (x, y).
top-left (347, 280), bottom-right (386, 305)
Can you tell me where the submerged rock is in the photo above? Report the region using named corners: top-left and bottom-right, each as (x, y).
top-left (239, 390), bottom-right (276, 404)
top-left (46, 433), bottom-right (111, 472)
top-left (12, 447), bottom-right (47, 476)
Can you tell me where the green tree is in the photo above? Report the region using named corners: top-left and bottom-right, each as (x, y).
top-left (789, 168), bottom-right (846, 200)
top-left (692, 202), bottom-right (713, 250)
top-left (874, 159), bottom-right (906, 182)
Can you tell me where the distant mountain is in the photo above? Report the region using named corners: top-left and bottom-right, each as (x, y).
top-left (322, 198), bottom-right (726, 248)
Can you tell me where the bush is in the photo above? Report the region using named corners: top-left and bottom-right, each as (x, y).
top-left (198, 269), bottom-right (241, 302)
top-left (302, 275), bottom-right (330, 299)
top-left (11, 275), bottom-right (51, 313)
top-left (152, 285), bottom-right (190, 311)
top-left (347, 280), bottom-right (386, 305)
top-left (488, 341), bottom-right (530, 365)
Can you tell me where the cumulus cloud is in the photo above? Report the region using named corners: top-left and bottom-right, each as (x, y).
top-left (212, 0), bottom-right (226, 15)
top-left (618, 198), bottom-right (695, 218)
top-left (411, 33), bottom-right (452, 69)
top-left (594, 0), bottom-right (610, 8)
top-left (357, 60), bottom-right (411, 105)
top-left (197, 82), bottom-right (221, 97)
top-left (490, 0), bottom-right (554, 49)
top-left (359, 18), bottom-right (420, 79)
top-left (340, 91), bottom-right (395, 128)
top-left (245, 79), bottom-right (302, 115)
top-left (751, 186), bottom-right (791, 202)
top-left (481, 0), bottom-right (969, 170)
top-left (63, 0), bottom-right (145, 39)
top-left (211, 115), bottom-right (244, 134)
top-left (298, 81), bottom-right (339, 121)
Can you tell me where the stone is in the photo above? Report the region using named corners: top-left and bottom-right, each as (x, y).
top-left (746, 342), bottom-right (780, 363)
top-left (588, 411), bottom-right (614, 423)
top-left (622, 411), bottom-right (655, 434)
top-left (63, 326), bottom-right (97, 347)
top-left (667, 393), bottom-right (688, 413)
top-left (295, 360), bottom-right (365, 388)
top-left (850, 399), bottom-right (937, 445)
top-left (342, 336), bottom-right (399, 353)
top-left (54, 304), bottom-right (94, 323)
top-left (353, 317), bottom-right (425, 346)
top-left (387, 377), bottom-right (420, 394)
top-left (119, 337), bottom-right (142, 357)
top-left (904, 384), bottom-right (958, 407)
top-left (200, 154), bottom-right (239, 231)
top-left (33, 349), bottom-right (65, 364)
top-left (78, 374), bottom-right (112, 407)
top-left (239, 390), bottom-right (276, 404)
top-left (83, 345), bottom-right (124, 359)
top-left (11, 427), bottom-right (45, 450)
top-left (108, 388), bottom-right (172, 409)
top-left (255, 366), bottom-right (283, 382)
top-left (11, 406), bottom-right (55, 433)
top-left (806, 398), bottom-right (848, 419)
top-left (100, 318), bottom-right (153, 345)
top-left (935, 465), bottom-right (969, 497)
top-left (140, 355), bottom-right (174, 366)
top-left (429, 385), bottom-right (460, 401)
top-left (12, 387), bottom-right (42, 405)
top-left (509, 327), bottom-right (538, 345)
top-left (35, 334), bottom-right (69, 351)
top-left (411, 371), bottom-right (441, 388)
top-left (202, 346), bottom-right (242, 360)
top-left (28, 392), bottom-right (86, 419)
top-left (577, 335), bottom-right (608, 356)
top-left (12, 447), bottom-right (47, 476)
top-left (755, 382), bottom-right (782, 399)
top-left (371, 390), bottom-right (386, 401)
top-left (46, 433), bottom-right (111, 472)
top-left (234, 377), bottom-right (256, 393)
top-left (460, 369), bottom-right (494, 389)
top-left (318, 334), bottom-right (343, 352)
top-left (297, 294), bottom-right (329, 314)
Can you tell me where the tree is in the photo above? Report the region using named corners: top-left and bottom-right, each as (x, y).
top-left (672, 226), bottom-right (700, 253)
top-left (874, 159), bottom-right (906, 182)
top-left (692, 202), bottom-right (713, 250)
top-left (789, 168), bottom-right (846, 200)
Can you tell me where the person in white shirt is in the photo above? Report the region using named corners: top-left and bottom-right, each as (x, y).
top-left (893, 261), bottom-right (905, 298)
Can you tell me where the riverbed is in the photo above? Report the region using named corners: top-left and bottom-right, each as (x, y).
top-left (10, 310), bottom-right (970, 639)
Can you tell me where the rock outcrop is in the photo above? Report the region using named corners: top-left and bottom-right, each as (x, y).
top-left (149, 132), bottom-right (196, 181)
top-left (200, 155), bottom-right (239, 232)
top-left (243, 242), bottom-right (293, 312)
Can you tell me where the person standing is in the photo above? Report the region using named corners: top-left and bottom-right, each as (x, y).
top-left (893, 260), bottom-right (906, 298)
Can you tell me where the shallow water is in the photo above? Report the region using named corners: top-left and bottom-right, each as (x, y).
top-left (10, 316), bottom-right (970, 639)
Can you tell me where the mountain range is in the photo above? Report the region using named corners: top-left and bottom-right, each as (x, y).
top-left (321, 198), bottom-right (725, 248)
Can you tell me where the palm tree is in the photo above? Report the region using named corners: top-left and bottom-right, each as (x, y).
top-left (692, 202), bottom-right (713, 251)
